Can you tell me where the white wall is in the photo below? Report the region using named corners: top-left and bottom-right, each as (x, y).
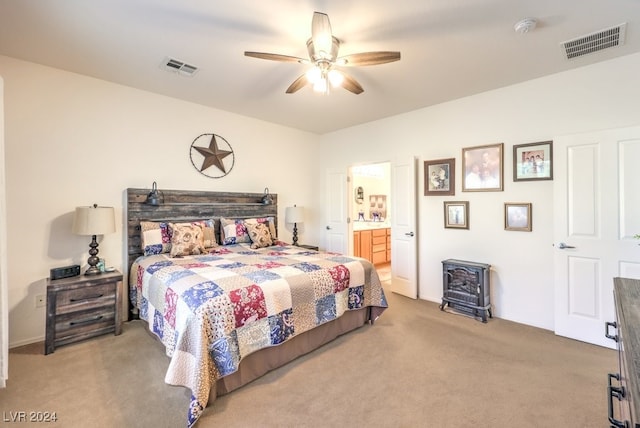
top-left (0, 56), bottom-right (321, 347)
top-left (0, 75), bottom-right (8, 386)
top-left (4, 52), bottom-right (640, 346)
top-left (319, 52), bottom-right (640, 331)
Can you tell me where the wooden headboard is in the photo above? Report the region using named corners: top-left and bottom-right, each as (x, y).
top-left (126, 188), bottom-right (278, 272)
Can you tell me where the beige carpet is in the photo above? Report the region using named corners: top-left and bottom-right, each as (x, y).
top-left (1, 286), bottom-right (616, 427)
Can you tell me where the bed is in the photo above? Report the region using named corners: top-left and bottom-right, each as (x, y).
top-left (125, 188), bottom-right (388, 427)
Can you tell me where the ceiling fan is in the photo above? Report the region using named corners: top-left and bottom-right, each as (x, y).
top-left (244, 12), bottom-right (400, 95)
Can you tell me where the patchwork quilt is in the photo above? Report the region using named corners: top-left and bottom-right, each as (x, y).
top-left (130, 243), bottom-right (388, 427)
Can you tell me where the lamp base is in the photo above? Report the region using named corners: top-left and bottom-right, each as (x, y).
top-left (84, 234), bottom-right (102, 275)
top-left (292, 223), bottom-right (299, 246)
top-left (84, 265), bottom-right (101, 275)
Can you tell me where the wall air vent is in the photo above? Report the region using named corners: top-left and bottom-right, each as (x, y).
top-left (160, 57), bottom-right (199, 76)
top-left (561, 23), bottom-right (626, 60)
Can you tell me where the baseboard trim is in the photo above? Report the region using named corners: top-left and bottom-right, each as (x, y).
top-left (9, 335), bottom-right (44, 349)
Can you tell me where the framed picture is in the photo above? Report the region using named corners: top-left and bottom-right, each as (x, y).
top-left (504, 202), bottom-right (532, 231)
top-left (444, 201), bottom-right (469, 229)
top-left (513, 141), bottom-right (553, 181)
top-left (462, 143), bottom-right (504, 191)
top-left (424, 158), bottom-right (455, 196)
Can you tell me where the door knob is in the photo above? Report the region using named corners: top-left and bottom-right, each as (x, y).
top-left (405, 232), bottom-right (414, 237)
top-left (558, 242), bottom-right (575, 249)
top-left (326, 226), bottom-right (331, 230)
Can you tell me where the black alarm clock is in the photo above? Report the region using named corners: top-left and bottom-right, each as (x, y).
top-left (50, 265), bottom-right (81, 280)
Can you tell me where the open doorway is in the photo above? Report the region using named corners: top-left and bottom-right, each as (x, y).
top-left (350, 162), bottom-right (391, 281)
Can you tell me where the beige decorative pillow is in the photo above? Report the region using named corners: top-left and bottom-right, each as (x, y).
top-left (202, 226), bottom-right (218, 249)
top-left (169, 223), bottom-right (205, 257)
top-left (244, 217), bottom-right (277, 241)
top-left (246, 222), bottom-right (273, 249)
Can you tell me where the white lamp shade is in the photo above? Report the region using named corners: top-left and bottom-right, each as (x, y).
top-left (285, 206), bottom-right (304, 224)
top-left (72, 206), bottom-right (116, 236)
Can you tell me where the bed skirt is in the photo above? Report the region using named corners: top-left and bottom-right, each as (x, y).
top-left (209, 307), bottom-right (370, 401)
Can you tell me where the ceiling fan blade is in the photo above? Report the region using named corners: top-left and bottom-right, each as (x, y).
top-left (244, 51), bottom-right (307, 64)
top-left (339, 71), bottom-right (364, 94)
top-left (311, 12), bottom-right (333, 56)
top-left (286, 74), bottom-right (310, 94)
top-left (338, 51), bottom-right (401, 66)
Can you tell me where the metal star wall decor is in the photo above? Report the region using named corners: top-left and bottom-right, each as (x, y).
top-left (189, 133), bottom-right (235, 178)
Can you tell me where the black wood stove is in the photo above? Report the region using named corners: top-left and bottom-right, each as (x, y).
top-left (440, 259), bottom-right (492, 322)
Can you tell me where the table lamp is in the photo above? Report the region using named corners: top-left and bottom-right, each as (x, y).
top-left (72, 204), bottom-right (116, 275)
top-left (285, 205), bottom-right (304, 246)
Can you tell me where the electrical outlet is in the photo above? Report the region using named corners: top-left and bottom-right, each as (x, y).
top-left (35, 294), bottom-right (45, 308)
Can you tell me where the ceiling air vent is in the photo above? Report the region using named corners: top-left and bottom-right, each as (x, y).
top-left (160, 57), bottom-right (199, 76)
top-left (561, 23), bottom-right (626, 60)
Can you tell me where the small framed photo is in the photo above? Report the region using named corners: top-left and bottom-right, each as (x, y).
top-left (444, 201), bottom-right (469, 229)
top-left (504, 202), bottom-right (532, 231)
top-left (513, 141), bottom-right (553, 181)
top-left (462, 143), bottom-right (504, 191)
top-left (424, 158), bottom-right (455, 196)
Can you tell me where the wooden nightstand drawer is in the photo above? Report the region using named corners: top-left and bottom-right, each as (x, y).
top-left (55, 307), bottom-right (116, 343)
top-left (45, 271), bottom-right (123, 354)
top-left (56, 282), bottom-right (116, 313)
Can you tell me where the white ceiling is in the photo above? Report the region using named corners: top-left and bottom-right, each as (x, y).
top-left (1, 0), bottom-right (639, 134)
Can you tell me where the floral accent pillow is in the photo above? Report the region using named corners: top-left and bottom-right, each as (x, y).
top-left (245, 222), bottom-right (274, 249)
top-left (140, 221), bottom-right (172, 255)
top-left (169, 223), bottom-right (205, 257)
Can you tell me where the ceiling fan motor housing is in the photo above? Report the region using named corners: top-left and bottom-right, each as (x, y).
top-left (307, 36), bottom-right (340, 62)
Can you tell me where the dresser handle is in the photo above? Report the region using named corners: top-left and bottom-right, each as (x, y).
top-left (69, 315), bottom-right (103, 326)
top-left (605, 321), bottom-right (619, 342)
top-left (607, 373), bottom-right (629, 428)
top-left (70, 294), bottom-right (104, 302)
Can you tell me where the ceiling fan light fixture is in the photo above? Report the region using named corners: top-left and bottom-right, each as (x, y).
top-left (313, 76), bottom-right (329, 94)
top-left (306, 67), bottom-right (321, 83)
top-left (328, 69), bottom-right (343, 87)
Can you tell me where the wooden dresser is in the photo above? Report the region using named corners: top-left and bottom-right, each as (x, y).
top-left (45, 271), bottom-right (123, 354)
top-left (607, 277), bottom-right (640, 427)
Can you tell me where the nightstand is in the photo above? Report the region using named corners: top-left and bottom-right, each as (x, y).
top-left (45, 270), bottom-right (123, 354)
top-left (298, 244), bottom-right (319, 251)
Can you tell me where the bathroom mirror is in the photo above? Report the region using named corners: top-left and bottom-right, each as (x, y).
top-left (355, 186), bottom-right (364, 204)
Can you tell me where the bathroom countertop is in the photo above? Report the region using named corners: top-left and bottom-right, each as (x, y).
top-left (353, 221), bottom-right (390, 231)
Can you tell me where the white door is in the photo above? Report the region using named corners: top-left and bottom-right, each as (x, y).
top-left (390, 157), bottom-right (418, 298)
top-left (554, 126), bottom-right (640, 348)
top-left (325, 168), bottom-right (348, 254)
